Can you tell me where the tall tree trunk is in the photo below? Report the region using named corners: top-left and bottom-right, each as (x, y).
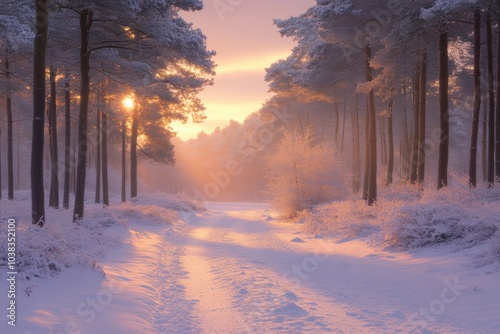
top-left (355, 95), bottom-right (361, 192)
top-left (417, 50), bottom-right (427, 187)
top-left (48, 67), bottom-right (59, 208)
top-left (102, 111), bottom-right (109, 206)
top-left (487, 12), bottom-right (495, 186)
top-left (0, 130), bottom-right (2, 200)
top-left (438, 25), bottom-right (449, 189)
top-left (63, 74), bottom-right (71, 209)
top-left (32, 0), bottom-right (48, 226)
top-left (410, 64), bottom-right (421, 184)
top-left (366, 45), bottom-right (377, 206)
top-left (95, 89), bottom-right (101, 204)
top-left (16, 137), bottom-right (19, 190)
top-left (387, 96), bottom-right (394, 186)
top-left (73, 9), bottom-right (93, 222)
top-left (71, 138), bottom-right (76, 194)
top-left (334, 101), bottom-right (339, 150)
top-left (483, 98), bottom-right (488, 182)
top-left (496, 15), bottom-right (500, 181)
top-left (121, 119), bottom-right (126, 203)
top-left (402, 86), bottom-right (410, 180)
top-left (362, 99), bottom-right (369, 201)
top-left (5, 50), bottom-right (14, 200)
top-left (87, 146), bottom-right (92, 170)
top-left (352, 94), bottom-right (360, 193)
top-left (380, 117), bottom-right (387, 167)
top-left (470, 10), bottom-right (481, 188)
top-left (130, 105), bottom-right (138, 198)
top-left (341, 101), bottom-right (346, 155)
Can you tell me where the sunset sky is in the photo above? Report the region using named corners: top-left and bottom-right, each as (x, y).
top-left (173, 0), bottom-right (315, 140)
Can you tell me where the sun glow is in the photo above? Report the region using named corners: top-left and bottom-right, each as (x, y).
top-left (123, 96), bottom-right (135, 110)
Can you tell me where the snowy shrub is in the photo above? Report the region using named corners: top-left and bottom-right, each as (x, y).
top-left (301, 180), bottom-right (500, 267)
top-left (0, 205), bottom-right (123, 294)
top-left (381, 202), bottom-right (498, 250)
top-left (130, 192), bottom-right (205, 212)
top-left (381, 186), bottom-right (499, 250)
top-left (116, 203), bottom-right (179, 225)
top-left (265, 127), bottom-right (346, 218)
top-left (301, 200), bottom-right (381, 238)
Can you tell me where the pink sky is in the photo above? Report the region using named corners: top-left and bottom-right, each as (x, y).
top-left (173, 0), bottom-right (315, 140)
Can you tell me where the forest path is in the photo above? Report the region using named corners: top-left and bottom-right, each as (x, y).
top-left (177, 203), bottom-right (406, 333)
top-left (175, 202), bottom-right (486, 334)
top-left (179, 202), bottom-right (360, 333)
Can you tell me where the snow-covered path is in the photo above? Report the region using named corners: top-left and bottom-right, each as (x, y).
top-left (180, 203), bottom-right (359, 333)
top-left (163, 203), bottom-right (500, 334)
top-left (5, 202), bottom-right (500, 333)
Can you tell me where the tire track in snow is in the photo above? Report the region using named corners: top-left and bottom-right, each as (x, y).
top-left (150, 227), bottom-right (202, 334)
top-left (181, 206), bottom-right (368, 333)
top-left (202, 226), bottom-right (349, 333)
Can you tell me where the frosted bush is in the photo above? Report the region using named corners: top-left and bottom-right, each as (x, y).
top-left (0, 206), bottom-right (123, 293)
top-left (380, 186), bottom-right (499, 250)
top-left (265, 127), bottom-right (347, 218)
top-left (381, 202), bottom-right (498, 250)
top-left (302, 200), bottom-right (380, 238)
top-left (302, 181), bottom-right (500, 267)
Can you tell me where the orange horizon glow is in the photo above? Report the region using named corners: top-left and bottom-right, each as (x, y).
top-left (173, 0), bottom-right (315, 141)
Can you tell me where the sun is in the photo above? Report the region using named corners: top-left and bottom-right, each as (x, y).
top-left (123, 96), bottom-right (134, 110)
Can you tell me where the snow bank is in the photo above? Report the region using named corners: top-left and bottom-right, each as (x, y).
top-left (0, 191), bottom-right (204, 295)
top-left (301, 182), bottom-right (500, 268)
top-left (129, 192), bottom-right (205, 212)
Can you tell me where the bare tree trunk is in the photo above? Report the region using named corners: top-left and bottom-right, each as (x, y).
top-left (5, 50), bottom-right (14, 200)
top-left (63, 74), bottom-right (71, 209)
top-left (73, 9), bottom-right (93, 221)
top-left (121, 119), bottom-right (126, 203)
top-left (131, 106), bottom-right (138, 198)
top-left (16, 137), bottom-right (19, 190)
top-left (417, 50), bottom-right (427, 187)
top-left (95, 89), bottom-right (101, 204)
top-left (48, 67), bottom-right (59, 208)
top-left (496, 14), bottom-right (500, 181)
top-left (355, 95), bottom-right (361, 192)
top-left (87, 145), bottom-right (92, 170)
top-left (71, 138), bottom-right (76, 194)
top-left (483, 99), bottom-right (488, 182)
top-left (0, 130), bottom-right (2, 199)
top-left (402, 86), bottom-right (410, 180)
top-left (387, 96), bottom-right (394, 186)
top-left (102, 111), bottom-right (109, 206)
top-left (341, 101), bottom-right (346, 155)
top-left (334, 101), bottom-right (339, 149)
top-left (410, 63), bottom-right (421, 184)
top-left (32, 0), bottom-right (48, 226)
top-left (487, 12), bottom-right (495, 186)
top-left (363, 99), bottom-right (369, 201)
top-left (470, 10), bottom-right (481, 188)
top-left (438, 24), bottom-right (449, 189)
top-left (380, 117), bottom-right (387, 167)
top-left (352, 94), bottom-right (360, 193)
top-left (366, 45), bottom-right (377, 206)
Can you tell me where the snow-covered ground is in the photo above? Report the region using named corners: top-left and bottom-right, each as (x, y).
top-left (2, 201), bottom-right (499, 333)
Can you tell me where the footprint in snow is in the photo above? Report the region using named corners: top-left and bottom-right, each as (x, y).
top-left (284, 291), bottom-right (299, 301)
top-left (272, 302), bottom-right (309, 318)
top-left (291, 237), bottom-right (305, 243)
